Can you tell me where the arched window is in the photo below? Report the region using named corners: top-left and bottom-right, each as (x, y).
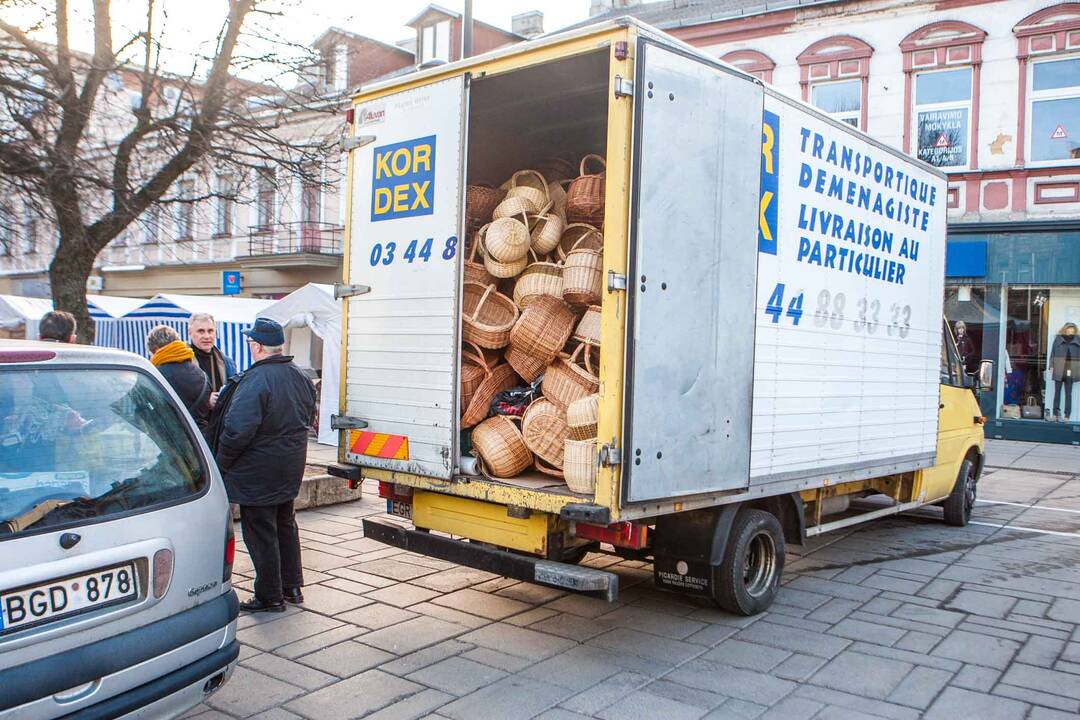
top-left (720, 50), bottom-right (776, 83)
top-left (1014, 4), bottom-right (1080, 167)
top-left (900, 21), bottom-right (987, 170)
top-left (796, 36), bottom-right (873, 130)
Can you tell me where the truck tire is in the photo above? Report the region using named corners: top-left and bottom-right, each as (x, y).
top-left (713, 509), bottom-right (784, 616)
top-left (943, 458), bottom-right (977, 527)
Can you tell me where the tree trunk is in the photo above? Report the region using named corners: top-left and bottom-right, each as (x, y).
top-left (49, 228), bottom-right (98, 344)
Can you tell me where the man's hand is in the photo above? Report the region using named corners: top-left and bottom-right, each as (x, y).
top-left (210, 391), bottom-right (219, 409)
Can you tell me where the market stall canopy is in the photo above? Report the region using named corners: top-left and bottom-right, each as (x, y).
top-left (0, 294), bottom-right (143, 341)
top-left (259, 284), bottom-right (341, 446)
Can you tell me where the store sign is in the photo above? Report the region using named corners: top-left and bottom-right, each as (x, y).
top-left (917, 109), bottom-right (967, 167)
top-left (370, 135), bottom-right (436, 222)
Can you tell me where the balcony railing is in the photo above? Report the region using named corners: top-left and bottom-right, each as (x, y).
top-left (248, 221), bottom-right (343, 256)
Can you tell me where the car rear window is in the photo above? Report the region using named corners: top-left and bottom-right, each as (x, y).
top-left (0, 368), bottom-right (206, 539)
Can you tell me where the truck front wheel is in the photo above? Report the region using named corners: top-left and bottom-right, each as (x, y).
top-left (943, 458), bottom-right (977, 527)
top-left (713, 509), bottom-right (784, 616)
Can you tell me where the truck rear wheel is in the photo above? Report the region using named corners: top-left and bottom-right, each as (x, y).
top-left (943, 458), bottom-right (977, 527)
top-left (713, 509), bottom-right (784, 616)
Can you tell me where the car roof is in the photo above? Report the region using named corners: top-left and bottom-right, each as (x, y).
top-left (0, 339), bottom-right (154, 370)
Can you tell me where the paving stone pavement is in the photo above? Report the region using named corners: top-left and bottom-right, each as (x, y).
top-left (183, 441), bottom-right (1080, 720)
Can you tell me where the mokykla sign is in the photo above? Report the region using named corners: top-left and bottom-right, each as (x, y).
top-left (370, 135), bottom-right (436, 222)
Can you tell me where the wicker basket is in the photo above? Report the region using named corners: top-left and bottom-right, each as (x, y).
top-left (466, 184), bottom-right (504, 235)
top-left (477, 225), bottom-right (528, 278)
top-left (461, 362), bottom-right (517, 428)
top-left (465, 229), bottom-right (496, 285)
top-left (567, 393), bottom-right (599, 441)
top-left (461, 341), bottom-right (489, 412)
top-left (485, 214), bottom-right (530, 263)
top-left (543, 342), bottom-right (600, 409)
top-left (472, 415), bottom-right (533, 478)
top-left (564, 438), bottom-right (597, 494)
top-left (504, 169), bottom-right (549, 213)
top-left (463, 282), bottom-right (518, 349)
top-left (562, 247), bottom-right (603, 306)
top-left (522, 398), bottom-right (569, 471)
top-left (573, 305), bottom-right (602, 345)
top-left (538, 156), bottom-right (577, 184)
top-left (506, 295), bottom-right (576, 382)
top-left (565, 155), bottom-right (606, 226)
top-left (513, 251), bottom-right (564, 310)
top-left (528, 205), bottom-right (564, 256)
top-left (493, 193), bottom-right (536, 220)
top-left (557, 224), bottom-right (603, 262)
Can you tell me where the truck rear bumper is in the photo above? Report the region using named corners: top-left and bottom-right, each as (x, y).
top-left (363, 519), bottom-right (619, 602)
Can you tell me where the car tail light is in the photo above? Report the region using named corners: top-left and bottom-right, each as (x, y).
top-left (153, 549), bottom-right (174, 598)
top-left (0, 350), bottom-right (56, 363)
top-left (223, 518), bottom-right (235, 584)
top-left (573, 521), bottom-right (648, 550)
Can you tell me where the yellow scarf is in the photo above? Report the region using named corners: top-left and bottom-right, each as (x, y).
top-left (151, 340), bottom-right (195, 367)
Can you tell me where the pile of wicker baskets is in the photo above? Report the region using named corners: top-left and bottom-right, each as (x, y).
top-left (461, 156), bottom-right (606, 493)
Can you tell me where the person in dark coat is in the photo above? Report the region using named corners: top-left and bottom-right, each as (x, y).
top-left (1050, 323), bottom-right (1080, 422)
top-left (211, 318), bottom-right (316, 613)
top-left (147, 325), bottom-right (211, 431)
top-left (188, 313), bottom-right (237, 410)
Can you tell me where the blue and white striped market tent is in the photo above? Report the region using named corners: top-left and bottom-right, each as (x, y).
top-left (111, 294), bottom-right (272, 371)
top-left (0, 294), bottom-right (140, 342)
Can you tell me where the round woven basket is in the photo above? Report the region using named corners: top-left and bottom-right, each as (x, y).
top-left (472, 415), bottom-right (533, 478)
top-left (485, 214), bottom-right (530, 263)
top-left (477, 225), bottom-right (528, 278)
top-left (543, 342), bottom-right (600, 409)
top-left (513, 251), bottom-right (564, 310)
top-left (493, 193), bottom-right (536, 220)
top-left (466, 184), bottom-right (504, 234)
top-left (461, 341), bottom-right (489, 412)
top-left (573, 305), bottom-right (602, 345)
top-left (465, 230), bottom-right (496, 286)
top-left (463, 282), bottom-right (518, 349)
top-left (522, 398), bottom-right (569, 471)
top-left (566, 393), bottom-right (599, 441)
top-left (562, 248), bottom-right (603, 306)
top-left (506, 295), bottom-right (575, 382)
top-left (557, 224), bottom-right (603, 262)
top-left (565, 155), bottom-right (606, 226)
top-left (564, 438), bottom-right (597, 494)
top-left (528, 206), bottom-right (564, 256)
top-left (504, 169), bottom-right (549, 213)
top-left (461, 362), bottom-right (517, 428)
top-left (538, 156), bottom-right (577, 184)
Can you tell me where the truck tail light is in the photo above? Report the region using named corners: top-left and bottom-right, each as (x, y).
top-left (345, 107), bottom-right (355, 125)
top-left (152, 549), bottom-right (174, 598)
top-left (573, 521), bottom-right (648, 550)
top-left (223, 518), bottom-right (235, 584)
top-left (378, 481), bottom-right (412, 502)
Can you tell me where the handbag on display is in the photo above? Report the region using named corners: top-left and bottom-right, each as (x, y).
top-left (1000, 404), bottom-right (1021, 419)
top-left (1020, 396), bottom-right (1044, 420)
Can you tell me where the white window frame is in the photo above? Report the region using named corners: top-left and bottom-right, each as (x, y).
top-left (913, 67), bottom-right (973, 170)
top-left (20, 205), bottom-right (36, 254)
top-left (214, 174), bottom-right (234, 237)
top-left (1026, 55), bottom-right (1080, 168)
top-left (333, 44), bottom-right (348, 92)
top-left (810, 79), bottom-right (861, 127)
top-left (256, 168), bottom-right (276, 231)
top-left (141, 206), bottom-right (160, 244)
top-left (420, 20), bottom-right (451, 64)
top-left (175, 180), bottom-right (195, 240)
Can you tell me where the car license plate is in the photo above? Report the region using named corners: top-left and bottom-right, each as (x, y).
top-left (0, 562), bottom-right (138, 635)
top-left (387, 499), bottom-right (412, 520)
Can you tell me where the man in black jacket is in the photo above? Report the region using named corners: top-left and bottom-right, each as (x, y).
top-left (213, 318), bottom-right (316, 613)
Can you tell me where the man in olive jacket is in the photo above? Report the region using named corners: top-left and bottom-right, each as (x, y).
top-left (212, 318), bottom-right (316, 613)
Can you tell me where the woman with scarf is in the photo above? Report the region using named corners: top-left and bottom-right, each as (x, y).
top-left (147, 325), bottom-right (211, 431)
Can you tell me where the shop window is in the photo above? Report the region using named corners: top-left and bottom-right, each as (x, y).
top-left (914, 68), bottom-right (972, 169)
top-left (1028, 56), bottom-right (1080, 163)
top-left (810, 80), bottom-right (861, 127)
top-left (944, 285), bottom-right (989, 380)
top-left (720, 50), bottom-right (775, 83)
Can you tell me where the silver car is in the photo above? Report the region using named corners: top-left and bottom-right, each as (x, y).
top-left (0, 341), bottom-right (238, 719)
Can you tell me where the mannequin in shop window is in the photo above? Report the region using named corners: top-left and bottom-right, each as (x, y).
top-left (954, 321), bottom-right (976, 377)
top-left (1050, 323), bottom-right (1080, 422)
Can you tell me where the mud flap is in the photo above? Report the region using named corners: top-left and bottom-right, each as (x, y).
top-left (652, 505), bottom-right (741, 597)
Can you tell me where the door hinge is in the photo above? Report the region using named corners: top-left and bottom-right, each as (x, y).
top-left (614, 75), bottom-right (633, 98)
top-left (335, 283), bottom-right (371, 299)
top-left (341, 134), bottom-right (375, 152)
top-left (599, 444), bottom-right (622, 467)
top-left (607, 271), bottom-right (627, 292)
top-left (331, 415), bottom-right (369, 431)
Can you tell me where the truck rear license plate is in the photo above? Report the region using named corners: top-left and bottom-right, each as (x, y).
top-left (0, 562), bottom-right (138, 635)
top-left (387, 500), bottom-right (412, 520)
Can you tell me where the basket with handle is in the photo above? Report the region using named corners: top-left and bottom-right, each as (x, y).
top-left (505, 294), bottom-right (576, 382)
top-left (538, 156), bottom-right (577, 184)
top-left (542, 342), bottom-right (600, 409)
top-left (463, 282), bottom-right (518, 349)
top-left (461, 361), bottom-right (517, 428)
top-left (504, 169), bottom-right (549, 213)
top-left (563, 438), bottom-right (597, 494)
top-left (562, 246), bottom-right (603, 306)
top-left (513, 250), bottom-right (564, 310)
top-left (573, 305), bottom-right (602, 345)
top-left (528, 203), bottom-right (564, 256)
top-left (460, 341), bottom-right (489, 412)
top-left (522, 398), bottom-right (569, 472)
top-left (472, 415), bottom-right (533, 478)
top-left (556, 224), bottom-right (603, 262)
top-left (477, 224), bottom-right (528, 278)
top-left (485, 213), bottom-right (531, 263)
top-left (566, 393), bottom-right (599, 441)
top-left (565, 154), bottom-right (606, 226)
top-left (466, 184), bottom-right (504, 234)
top-left (464, 228), bottom-right (496, 286)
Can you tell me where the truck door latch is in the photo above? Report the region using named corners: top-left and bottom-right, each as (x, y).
top-left (331, 415), bottom-right (369, 431)
top-left (607, 271), bottom-right (627, 292)
top-left (335, 283), bottom-right (372, 299)
top-left (599, 444), bottom-right (622, 467)
top-left (614, 75), bottom-right (633, 98)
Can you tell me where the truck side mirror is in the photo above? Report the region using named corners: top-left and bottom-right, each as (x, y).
top-left (977, 360), bottom-right (994, 392)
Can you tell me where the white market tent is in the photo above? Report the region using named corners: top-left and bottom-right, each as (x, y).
top-left (259, 284), bottom-right (341, 446)
top-left (111, 294), bottom-right (272, 371)
top-left (0, 294), bottom-right (142, 342)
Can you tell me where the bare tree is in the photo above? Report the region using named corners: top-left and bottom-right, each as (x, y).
top-left (0, 0), bottom-right (337, 341)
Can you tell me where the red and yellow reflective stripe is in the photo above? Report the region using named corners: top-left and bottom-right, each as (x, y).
top-left (349, 430), bottom-right (409, 460)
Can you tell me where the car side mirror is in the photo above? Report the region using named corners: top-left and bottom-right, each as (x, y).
top-left (977, 360), bottom-right (994, 392)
